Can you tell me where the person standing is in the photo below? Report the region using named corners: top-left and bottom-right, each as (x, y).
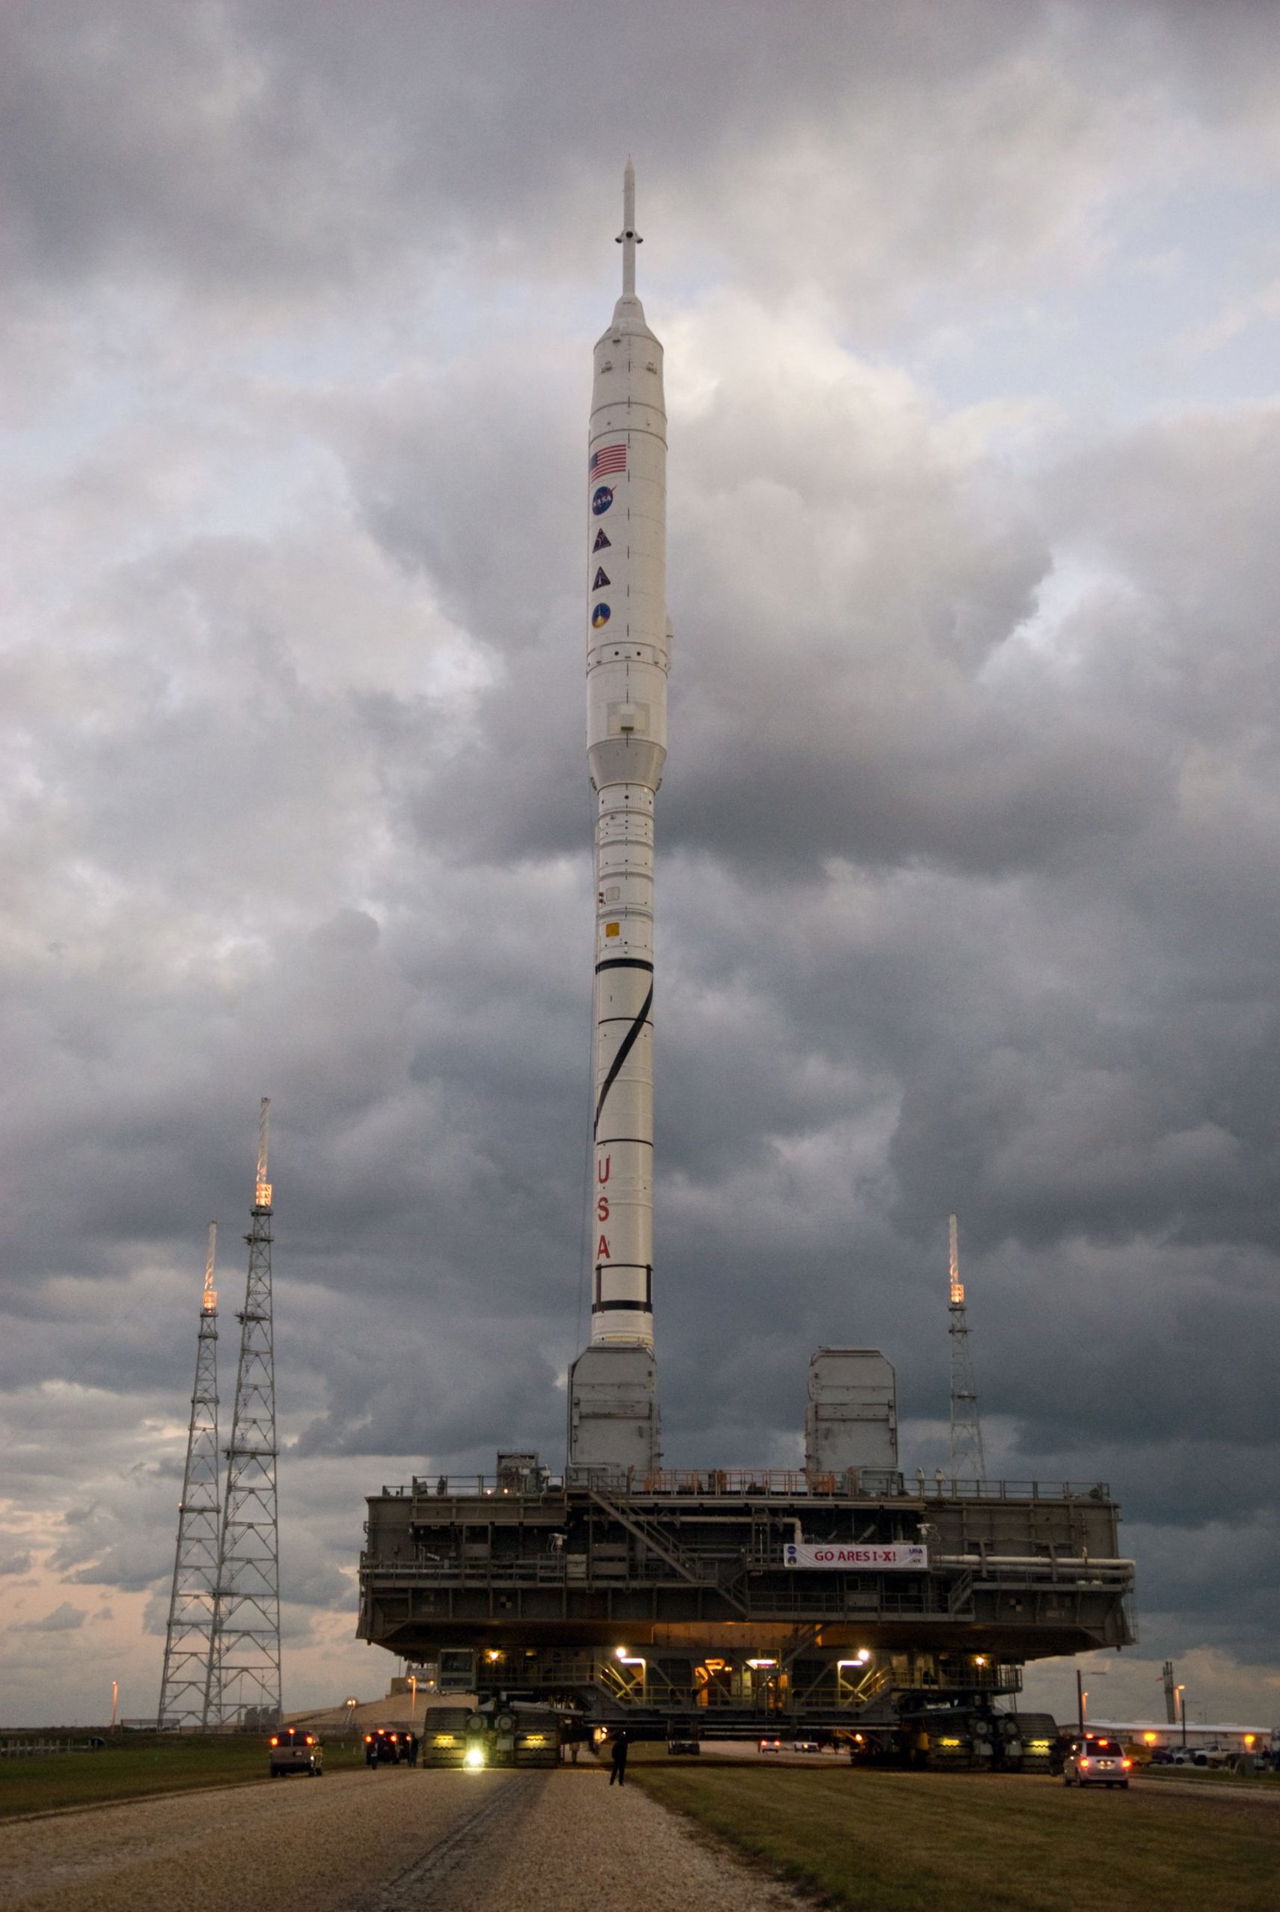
top-left (609, 1731), bottom-right (629, 1785)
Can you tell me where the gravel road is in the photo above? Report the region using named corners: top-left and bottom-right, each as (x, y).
top-left (0, 1765), bottom-right (807, 1912)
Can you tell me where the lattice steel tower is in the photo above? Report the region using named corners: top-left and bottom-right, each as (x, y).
top-left (156, 1223), bottom-right (221, 1728)
top-left (206, 1099), bottom-right (282, 1727)
top-left (947, 1213), bottom-right (987, 1481)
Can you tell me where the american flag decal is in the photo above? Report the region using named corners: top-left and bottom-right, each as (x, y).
top-left (590, 443), bottom-right (627, 477)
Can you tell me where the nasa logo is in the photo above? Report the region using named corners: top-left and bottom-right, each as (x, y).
top-left (592, 603), bottom-right (611, 627)
top-left (592, 485), bottom-right (614, 516)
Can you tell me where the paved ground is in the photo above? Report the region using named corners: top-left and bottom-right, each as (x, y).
top-left (0, 1765), bottom-right (807, 1912)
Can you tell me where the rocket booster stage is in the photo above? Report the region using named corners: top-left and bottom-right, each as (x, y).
top-left (585, 163), bottom-right (669, 1351)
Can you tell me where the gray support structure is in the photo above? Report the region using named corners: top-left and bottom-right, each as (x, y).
top-left (156, 1223), bottom-right (221, 1729)
top-left (207, 1100), bottom-right (282, 1728)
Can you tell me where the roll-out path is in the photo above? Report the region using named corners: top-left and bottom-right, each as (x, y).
top-left (0, 1765), bottom-right (806, 1912)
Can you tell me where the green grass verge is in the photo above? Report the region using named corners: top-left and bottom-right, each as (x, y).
top-left (633, 1765), bottom-right (1280, 1912)
top-left (0, 1735), bottom-right (366, 1818)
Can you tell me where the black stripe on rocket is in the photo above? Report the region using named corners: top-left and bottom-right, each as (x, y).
top-left (593, 979), bottom-right (654, 1138)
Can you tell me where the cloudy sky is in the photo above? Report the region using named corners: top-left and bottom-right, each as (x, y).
top-left (3, 0), bottom-right (1279, 1730)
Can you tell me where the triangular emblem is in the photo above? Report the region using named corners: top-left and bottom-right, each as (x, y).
top-left (592, 529), bottom-right (611, 550)
top-left (592, 567), bottom-right (611, 589)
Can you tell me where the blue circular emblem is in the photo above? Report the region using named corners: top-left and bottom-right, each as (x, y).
top-left (592, 485), bottom-right (614, 516)
top-left (592, 602), bottom-right (611, 628)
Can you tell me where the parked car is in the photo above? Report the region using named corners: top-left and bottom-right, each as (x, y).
top-left (792, 1739), bottom-right (821, 1753)
top-left (268, 1728), bottom-right (323, 1777)
top-left (1062, 1735), bottom-right (1130, 1789)
top-left (758, 1736), bottom-right (783, 1753)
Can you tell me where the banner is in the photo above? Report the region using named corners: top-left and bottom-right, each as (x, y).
top-left (783, 1542), bottom-right (927, 1571)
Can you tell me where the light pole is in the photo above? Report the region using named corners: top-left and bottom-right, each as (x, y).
top-left (1076, 1669), bottom-right (1085, 1734)
top-left (409, 1675), bottom-right (418, 1721)
top-left (1177, 1685), bottom-right (1187, 1750)
top-left (110, 1681), bottom-right (119, 1730)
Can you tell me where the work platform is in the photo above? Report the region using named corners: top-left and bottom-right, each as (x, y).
top-left (358, 1464), bottom-right (1134, 1740)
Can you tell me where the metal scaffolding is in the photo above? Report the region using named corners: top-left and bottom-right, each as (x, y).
top-left (948, 1214), bottom-right (987, 1481)
top-left (206, 1099), bottom-right (282, 1727)
top-left (156, 1223), bottom-right (221, 1728)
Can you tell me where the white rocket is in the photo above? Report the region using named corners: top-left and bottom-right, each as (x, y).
top-left (569, 163), bottom-right (667, 1473)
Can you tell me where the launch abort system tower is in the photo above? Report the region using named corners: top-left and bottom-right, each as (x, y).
top-left (357, 174), bottom-right (1134, 1762)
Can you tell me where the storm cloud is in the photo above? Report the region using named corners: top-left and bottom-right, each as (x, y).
top-left (2, 0), bottom-right (1279, 1728)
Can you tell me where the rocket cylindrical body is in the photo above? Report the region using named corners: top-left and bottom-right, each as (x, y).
top-left (585, 235), bottom-right (668, 1348)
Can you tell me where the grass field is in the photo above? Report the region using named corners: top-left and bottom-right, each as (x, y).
top-left (634, 1763), bottom-right (1280, 1912)
top-left (0, 1736), bottom-right (365, 1819)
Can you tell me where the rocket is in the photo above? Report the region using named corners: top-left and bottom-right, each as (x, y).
top-left (586, 160), bottom-right (668, 1346)
top-left (569, 163), bottom-right (667, 1472)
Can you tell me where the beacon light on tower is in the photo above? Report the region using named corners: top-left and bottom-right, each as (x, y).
top-left (568, 162), bottom-right (668, 1476)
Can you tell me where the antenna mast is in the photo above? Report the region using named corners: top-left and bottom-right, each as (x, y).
top-left (156, 1223), bottom-right (222, 1728)
top-left (206, 1098), bottom-right (282, 1728)
top-left (947, 1214), bottom-right (987, 1481)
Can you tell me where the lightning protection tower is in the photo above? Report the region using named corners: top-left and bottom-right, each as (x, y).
top-left (156, 1223), bottom-right (221, 1728)
top-left (1162, 1658), bottom-right (1178, 1724)
top-left (948, 1213), bottom-right (987, 1482)
top-left (206, 1098), bottom-right (282, 1728)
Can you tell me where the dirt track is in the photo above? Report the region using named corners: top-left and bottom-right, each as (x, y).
top-left (0, 1764), bottom-right (805, 1912)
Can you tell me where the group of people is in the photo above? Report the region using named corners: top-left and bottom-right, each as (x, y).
top-left (365, 1729), bottom-right (418, 1767)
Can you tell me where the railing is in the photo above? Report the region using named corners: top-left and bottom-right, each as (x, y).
top-left (361, 1551), bottom-right (1132, 1607)
top-left (644, 1470), bottom-right (814, 1496)
top-left (908, 1478), bottom-right (1113, 1502)
top-left (946, 1571), bottom-right (974, 1615)
top-left (362, 1555), bottom-right (569, 1582)
top-left (391, 1473), bottom-right (1113, 1503)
